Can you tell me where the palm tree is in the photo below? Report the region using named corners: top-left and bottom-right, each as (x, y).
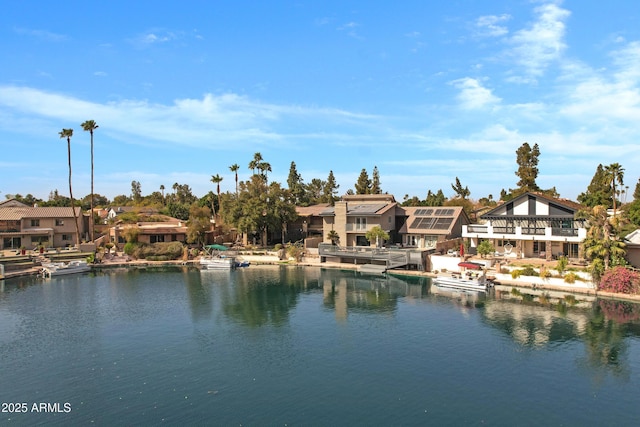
top-left (210, 174), bottom-right (223, 220)
top-left (248, 152), bottom-right (263, 175)
top-left (160, 184), bottom-right (165, 204)
top-left (605, 163), bottom-right (625, 215)
top-left (229, 163), bottom-right (240, 195)
top-left (59, 128), bottom-right (80, 246)
top-left (583, 205), bottom-right (626, 272)
top-left (81, 120), bottom-right (98, 242)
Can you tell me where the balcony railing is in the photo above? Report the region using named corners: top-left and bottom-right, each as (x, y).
top-left (467, 225), bottom-right (488, 233)
top-left (521, 227), bottom-right (546, 235)
top-left (492, 227), bottom-right (515, 234)
top-left (552, 228), bottom-right (578, 237)
top-left (345, 223), bottom-right (375, 232)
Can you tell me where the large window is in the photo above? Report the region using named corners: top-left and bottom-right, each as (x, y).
top-left (150, 235), bottom-right (165, 243)
top-left (55, 219), bottom-right (64, 226)
top-left (355, 217), bottom-right (367, 231)
top-left (31, 219), bottom-right (40, 227)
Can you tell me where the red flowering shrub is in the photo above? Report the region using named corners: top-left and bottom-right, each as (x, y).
top-left (598, 267), bottom-right (640, 294)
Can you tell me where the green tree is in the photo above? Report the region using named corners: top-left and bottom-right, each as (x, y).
top-left (287, 161), bottom-right (307, 205)
top-left (512, 142), bottom-right (541, 195)
top-left (160, 185), bottom-right (165, 203)
top-left (582, 205), bottom-right (626, 274)
top-left (131, 180), bottom-right (142, 204)
top-left (371, 166), bottom-right (382, 194)
top-left (186, 205), bottom-right (212, 247)
top-left (229, 163), bottom-right (240, 195)
top-left (355, 168), bottom-right (371, 194)
top-left (451, 177), bottom-right (470, 199)
top-left (327, 229), bottom-right (340, 245)
top-left (81, 119), bottom-right (98, 242)
top-left (605, 163), bottom-right (625, 215)
top-left (222, 175), bottom-right (297, 246)
top-left (425, 189), bottom-right (446, 206)
top-left (210, 174), bottom-right (223, 218)
top-left (323, 170), bottom-right (340, 205)
top-left (306, 178), bottom-right (325, 205)
top-left (365, 225), bottom-right (389, 247)
top-left (578, 164), bottom-right (612, 208)
top-left (59, 128), bottom-right (80, 245)
top-left (477, 240), bottom-right (495, 258)
top-left (248, 152), bottom-right (263, 175)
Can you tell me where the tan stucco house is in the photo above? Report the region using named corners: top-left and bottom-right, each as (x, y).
top-left (0, 199), bottom-right (86, 250)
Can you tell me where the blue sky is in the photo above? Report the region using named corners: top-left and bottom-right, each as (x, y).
top-left (1, 0), bottom-right (640, 203)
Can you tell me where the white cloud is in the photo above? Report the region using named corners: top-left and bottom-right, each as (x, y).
top-left (451, 77), bottom-right (501, 109)
top-left (476, 14), bottom-right (511, 37)
top-left (506, 2), bottom-right (570, 79)
top-left (13, 27), bottom-right (67, 42)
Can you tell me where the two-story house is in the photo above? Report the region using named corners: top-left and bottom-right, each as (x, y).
top-left (462, 192), bottom-right (587, 260)
top-left (397, 206), bottom-right (470, 250)
top-left (0, 199), bottom-right (86, 250)
top-left (320, 194), bottom-right (398, 247)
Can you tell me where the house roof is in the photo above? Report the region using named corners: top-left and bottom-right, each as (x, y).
top-left (480, 192), bottom-right (583, 219)
top-left (0, 198), bottom-right (29, 208)
top-left (625, 230), bottom-right (640, 245)
top-left (296, 204), bottom-right (331, 217)
top-left (0, 206), bottom-right (82, 220)
top-left (398, 206), bottom-right (467, 235)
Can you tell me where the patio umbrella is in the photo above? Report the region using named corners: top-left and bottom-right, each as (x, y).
top-left (459, 243), bottom-right (465, 257)
top-left (206, 244), bottom-right (228, 251)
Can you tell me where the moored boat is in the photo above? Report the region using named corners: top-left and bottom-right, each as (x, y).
top-left (433, 276), bottom-right (489, 292)
top-left (41, 260), bottom-right (91, 278)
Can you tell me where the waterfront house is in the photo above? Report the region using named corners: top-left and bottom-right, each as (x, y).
top-left (320, 194), bottom-right (398, 247)
top-left (0, 199), bottom-right (86, 250)
top-left (462, 192), bottom-right (587, 261)
top-left (397, 206), bottom-right (470, 251)
top-left (109, 220), bottom-right (188, 248)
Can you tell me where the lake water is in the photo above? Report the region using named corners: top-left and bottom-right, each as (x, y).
top-left (1, 266), bottom-right (639, 426)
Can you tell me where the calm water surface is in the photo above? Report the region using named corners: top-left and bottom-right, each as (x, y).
top-left (1, 266), bottom-right (639, 426)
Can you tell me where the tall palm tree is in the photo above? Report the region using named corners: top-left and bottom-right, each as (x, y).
top-left (248, 152), bottom-right (263, 175)
top-left (59, 128), bottom-right (80, 246)
top-left (605, 163), bottom-right (625, 215)
top-left (81, 120), bottom-right (98, 242)
top-left (160, 184), bottom-right (165, 203)
top-left (210, 174), bottom-right (223, 220)
top-left (229, 163), bottom-right (240, 195)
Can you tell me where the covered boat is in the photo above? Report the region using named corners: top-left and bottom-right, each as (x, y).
top-left (41, 260), bottom-right (91, 278)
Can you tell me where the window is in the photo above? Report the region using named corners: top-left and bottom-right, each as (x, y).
top-left (31, 219), bottom-right (40, 227)
top-left (533, 242), bottom-right (546, 253)
top-left (355, 217), bottom-right (367, 230)
top-left (150, 235), bottom-right (165, 243)
top-left (55, 219), bottom-right (64, 226)
top-left (62, 234), bottom-right (71, 241)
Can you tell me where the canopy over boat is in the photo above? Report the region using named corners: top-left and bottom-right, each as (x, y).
top-left (458, 261), bottom-right (484, 270)
top-left (205, 244), bottom-right (228, 251)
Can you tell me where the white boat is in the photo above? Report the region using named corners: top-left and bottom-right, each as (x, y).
top-left (433, 276), bottom-right (488, 292)
top-left (200, 255), bottom-right (236, 269)
top-left (41, 260), bottom-right (91, 278)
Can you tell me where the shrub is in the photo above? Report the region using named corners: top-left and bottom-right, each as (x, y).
top-left (520, 266), bottom-right (538, 277)
top-left (564, 294), bottom-right (577, 306)
top-left (539, 267), bottom-right (552, 279)
top-left (123, 242), bottom-right (137, 256)
top-left (598, 267), bottom-right (640, 294)
top-left (511, 270), bottom-right (522, 279)
top-left (564, 272), bottom-right (577, 284)
top-left (556, 256), bottom-right (568, 275)
top-left (133, 242), bottom-right (184, 260)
